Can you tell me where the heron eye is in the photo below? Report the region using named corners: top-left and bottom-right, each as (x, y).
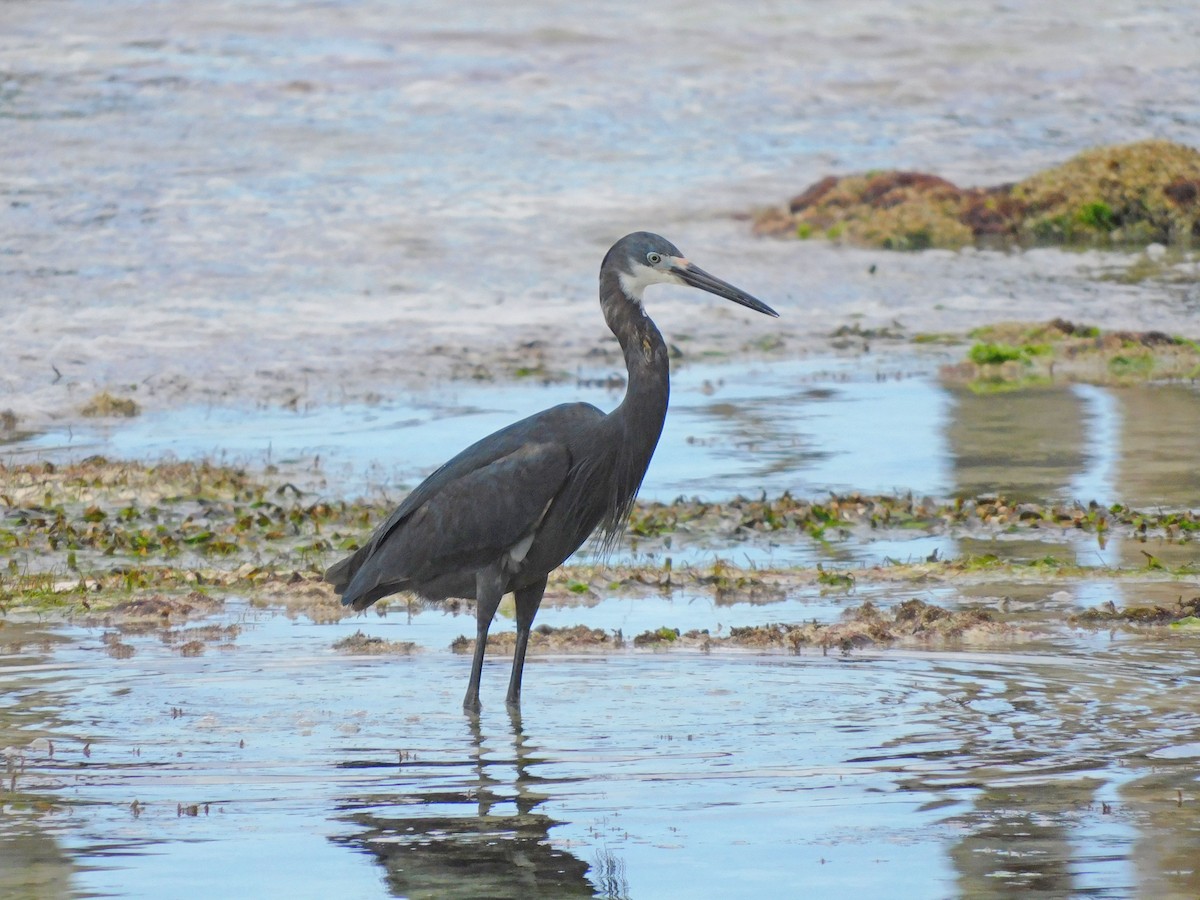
top-left (647, 252), bottom-right (662, 265)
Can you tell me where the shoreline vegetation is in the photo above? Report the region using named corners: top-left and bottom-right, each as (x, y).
top-left (754, 140), bottom-right (1200, 251)
top-left (2, 460), bottom-right (1197, 648)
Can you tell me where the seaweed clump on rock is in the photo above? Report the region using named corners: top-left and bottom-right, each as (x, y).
top-left (755, 140), bottom-right (1200, 250)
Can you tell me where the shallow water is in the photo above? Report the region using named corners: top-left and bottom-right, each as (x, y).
top-left (2, 586), bottom-right (1199, 899)
top-left (10, 354), bottom-right (1200, 509)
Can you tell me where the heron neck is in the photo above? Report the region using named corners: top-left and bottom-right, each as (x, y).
top-left (599, 272), bottom-right (671, 429)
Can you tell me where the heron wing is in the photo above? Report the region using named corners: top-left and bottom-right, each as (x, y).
top-left (325, 402), bottom-right (602, 594)
top-left (335, 439), bottom-right (575, 609)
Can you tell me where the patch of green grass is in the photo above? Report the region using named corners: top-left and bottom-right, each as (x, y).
top-left (627, 506), bottom-right (678, 538)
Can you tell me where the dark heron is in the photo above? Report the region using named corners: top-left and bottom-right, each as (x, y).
top-left (325, 232), bottom-right (778, 712)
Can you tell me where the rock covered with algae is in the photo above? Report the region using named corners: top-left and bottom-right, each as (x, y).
top-left (941, 318), bottom-right (1200, 389)
top-left (755, 140), bottom-right (1200, 250)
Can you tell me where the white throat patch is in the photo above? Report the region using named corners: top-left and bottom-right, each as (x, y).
top-left (618, 263), bottom-right (678, 304)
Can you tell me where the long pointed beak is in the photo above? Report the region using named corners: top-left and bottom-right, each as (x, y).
top-left (672, 259), bottom-right (779, 318)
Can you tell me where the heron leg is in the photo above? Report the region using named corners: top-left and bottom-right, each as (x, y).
top-left (505, 576), bottom-right (548, 708)
top-left (464, 565), bottom-right (506, 714)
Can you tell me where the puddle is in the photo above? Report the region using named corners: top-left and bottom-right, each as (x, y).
top-left (2, 585), bottom-right (1199, 899)
top-left (8, 356), bottom-right (953, 500)
top-left (12, 359), bottom-right (1200, 511)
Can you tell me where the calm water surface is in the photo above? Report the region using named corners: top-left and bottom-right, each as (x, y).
top-left (9, 354), bottom-right (1200, 512)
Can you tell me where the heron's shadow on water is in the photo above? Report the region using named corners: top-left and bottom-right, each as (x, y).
top-left (330, 709), bottom-right (629, 899)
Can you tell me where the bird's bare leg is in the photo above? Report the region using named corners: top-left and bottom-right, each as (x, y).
top-left (506, 576), bottom-right (548, 708)
top-left (464, 565), bottom-right (506, 714)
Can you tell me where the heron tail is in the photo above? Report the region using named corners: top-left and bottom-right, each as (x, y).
top-left (325, 545), bottom-right (409, 611)
top-left (323, 550), bottom-right (362, 595)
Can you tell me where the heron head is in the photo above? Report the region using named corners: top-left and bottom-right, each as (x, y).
top-left (606, 232), bottom-right (778, 318)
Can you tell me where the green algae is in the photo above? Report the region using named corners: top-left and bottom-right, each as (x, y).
top-left (632, 626), bottom-right (681, 647)
top-left (968, 342), bottom-right (1051, 366)
top-left (942, 319), bottom-right (1200, 387)
top-left (816, 565), bottom-right (855, 590)
top-left (1013, 141), bottom-right (1200, 245)
top-left (3, 459), bottom-right (1199, 617)
top-left (756, 140), bottom-right (1200, 250)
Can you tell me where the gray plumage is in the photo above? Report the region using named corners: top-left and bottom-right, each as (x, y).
top-left (325, 232), bottom-right (778, 712)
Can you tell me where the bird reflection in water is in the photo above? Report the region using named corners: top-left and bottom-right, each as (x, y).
top-left (333, 710), bottom-right (629, 899)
